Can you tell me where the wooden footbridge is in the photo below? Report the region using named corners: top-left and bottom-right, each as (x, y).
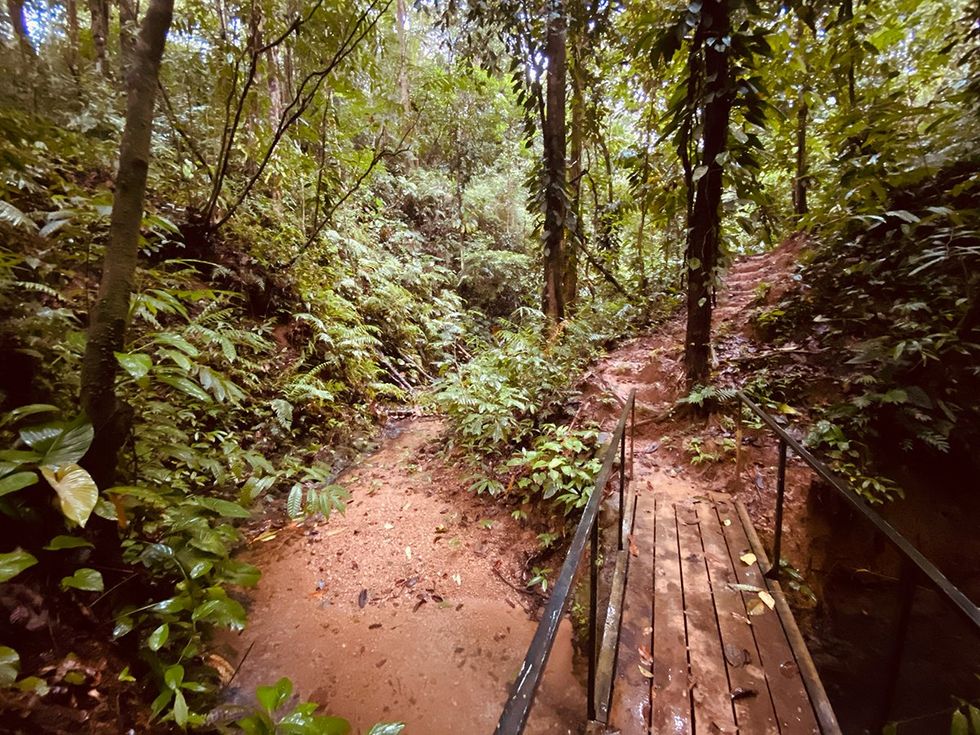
top-left (494, 390), bottom-right (980, 735)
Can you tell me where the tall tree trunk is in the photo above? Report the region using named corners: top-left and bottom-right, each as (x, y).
top-left (396, 0), bottom-right (410, 114)
top-left (88, 0), bottom-right (110, 76)
top-left (81, 0), bottom-right (174, 487)
top-left (66, 0), bottom-right (80, 68)
top-left (793, 89), bottom-right (809, 216)
top-left (541, 0), bottom-right (567, 323)
top-left (563, 50), bottom-right (583, 309)
top-left (6, 0), bottom-right (35, 56)
top-left (635, 122), bottom-right (653, 294)
top-left (684, 0), bottom-right (732, 387)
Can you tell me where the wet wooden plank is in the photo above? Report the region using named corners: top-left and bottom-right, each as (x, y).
top-left (675, 501), bottom-right (738, 734)
top-left (716, 499), bottom-right (820, 734)
top-left (697, 499), bottom-right (780, 734)
top-left (651, 498), bottom-right (692, 735)
top-left (608, 492), bottom-right (655, 732)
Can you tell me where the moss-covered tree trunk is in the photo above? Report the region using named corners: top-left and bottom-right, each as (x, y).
top-left (81, 0), bottom-right (174, 487)
top-left (684, 0), bottom-right (732, 386)
top-left (541, 0), bottom-right (567, 323)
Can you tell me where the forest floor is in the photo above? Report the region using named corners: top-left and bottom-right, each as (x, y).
top-left (220, 239), bottom-right (820, 734)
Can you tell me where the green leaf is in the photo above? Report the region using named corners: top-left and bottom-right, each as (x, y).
top-left (0, 549), bottom-right (38, 582)
top-left (0, 200), bottom-right (37, 231)
top-left (0, 471), bottom-right (38, 497)
top-left (951, 710), bottom-right (968, 735)
top-left (164, 664), bottom-right (184, 690)
top-left (61, 567), bottom-right (104, 592)
top-left (154, 333), bottom-right (199, 357)
top-left (0, 646), bottom-right (20, 686)
top-left (44, 535), bottom-right (94, 551)
top-left (173, 689), bottom-right (189, 727)
top-left (158, 376), bottom-right (212, 403)
top-left (286, 484), bottom-right (303, 518)
top-left (148, 623), bottom-right (169, 651)
top-left (0, 403), bottom-right (59, 427)
top-left (257, 677), bottom-right (292, 712)
top-left (118, 666), bottom-right (136, 682)
top-left (114, 352), bottom-right (152, 380)
top-left (25, 416), bottom-right (94, 466)
top-left (194, 497), bottom-right (251, 518)
top-left (40, 463), bottom-right (98, 527)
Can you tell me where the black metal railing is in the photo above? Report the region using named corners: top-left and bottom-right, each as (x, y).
top-left (736, 390), bottom-right (980, 726)
top-left (494, 389), bottom-right (636, 735)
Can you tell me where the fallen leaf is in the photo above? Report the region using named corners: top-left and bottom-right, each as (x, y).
top-left (451, 573), bottom-right (462, 586)
top-left (358, 589), bottom-right (368, 608)
top-left (254, 530), bottom-right (277, 542)
top-left (638, 665), bottom-right (654, 679)
top-left (628, 534), bottom-right (639, 557)
top-left (638, 645), bottom-right (653, 665)
top-left (747, 598), bottom-right (766, 616)
top-left (731, 612), bottom-right (751, 625)
top-left (405, 546), bottom-right (412, 560)
top-left (739, 552), bottom-right (757, 566)
top-left (383, 523), bottom-right (394, 530)
top-left (758, 590), bottom-right (776, 610)
top-left (723, 644), bottom-right (750, 668)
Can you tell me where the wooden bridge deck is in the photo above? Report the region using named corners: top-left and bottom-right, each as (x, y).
top-left (601, 490), bottom-right (839, 735)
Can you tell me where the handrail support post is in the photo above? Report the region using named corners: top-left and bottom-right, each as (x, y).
top-left (767, 438), bottom-right (787, 580)
top-left (588, 516), bottom-right (599, 721)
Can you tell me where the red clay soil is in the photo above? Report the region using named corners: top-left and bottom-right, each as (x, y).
top-left (218, 417), bottom-right (584, 735)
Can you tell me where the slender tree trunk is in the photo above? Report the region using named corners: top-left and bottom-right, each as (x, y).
top-left (396, 0), bottom-right (410, 114)
top-left (563, 50), bottom-right (583, 309)
top-left (88, 0), bottom-right (110, 76)
top-left (541, 0), bottom-right (567, 323)
top-left (635, 124), bottom-right (653, 294)
top-left (66, 0), bottom-right (80, 68)
top-left (81, 0), bottom-right (174, 487)
top-left (794, 90), bottom-right (809, 216)
top-left (684, 0), bottom-right (732, 387)
top-left (6, 0), bottom-right (35, 56)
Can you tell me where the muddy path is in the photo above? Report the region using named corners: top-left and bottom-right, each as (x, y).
top-left (219, 417), bottom-right (584, 734)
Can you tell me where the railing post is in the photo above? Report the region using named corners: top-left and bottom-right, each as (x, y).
top-left (878, 558), bottom-right (916, 731)
top-left (767, 438), bottom-right (787, 580)
top-left (588, 516), bottom-right (599, 721)
top-left (618, 430), bottom-right (626, 552)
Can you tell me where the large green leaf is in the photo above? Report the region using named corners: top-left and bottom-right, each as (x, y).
top-left (0, 646), bottom-right (20, 686)
top-left (256, 677), bottom-right (292, 712)
top-left (44, 535), bottom-right (94, 551)
top-left (158, 375), bottom-right (212, 402)
top-left (114, 352), bottom-right (152, 380)
top-left (0, 471), bottom-right (38, 497)
top-left (41, 463), bottom-right (98, 527)
top-left (60, 567), bottom-right (104, 592)
top-left (0, 404), bottom-right (59, 428)
top-left (0, 549), bottom-right (38, 582)
top-left (22, 416), bottom-right (94, 467)
top-left (194, 497), bottom-right (251, 518)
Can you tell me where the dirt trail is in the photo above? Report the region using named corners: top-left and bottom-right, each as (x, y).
top-left (222, 242), bottom-right (803, 734)
top-left (220, 418), bottom-right (584, 734)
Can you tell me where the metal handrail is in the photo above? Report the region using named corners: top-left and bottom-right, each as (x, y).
top-left (495, 389), bottom-right (636, 735)
top-left (736, 391), bottom-right (979, 631)
top-left (736, 390), bottom-right (980, 727)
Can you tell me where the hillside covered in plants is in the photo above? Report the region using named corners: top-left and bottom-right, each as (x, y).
top-left (0, 0), bottom-right (977, 732)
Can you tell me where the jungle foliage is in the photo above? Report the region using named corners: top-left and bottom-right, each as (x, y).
top-left (0, 0), bottom-right (977, 730)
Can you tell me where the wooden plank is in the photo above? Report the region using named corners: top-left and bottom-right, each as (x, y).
top-left (735, 501), bottom-right (841, 734)
top-left (651, 498), bottom-right (693, 735)
top-left (715, 500), bottom-right (820, 734)
top-left (594, 548), bottom-right (629, 721)
top-left (697, 499), bottom-right (780, 734)
top-left (675, 501), bottom-right (738, 734)
top-left (608, 492), bottom-right (655, 732)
